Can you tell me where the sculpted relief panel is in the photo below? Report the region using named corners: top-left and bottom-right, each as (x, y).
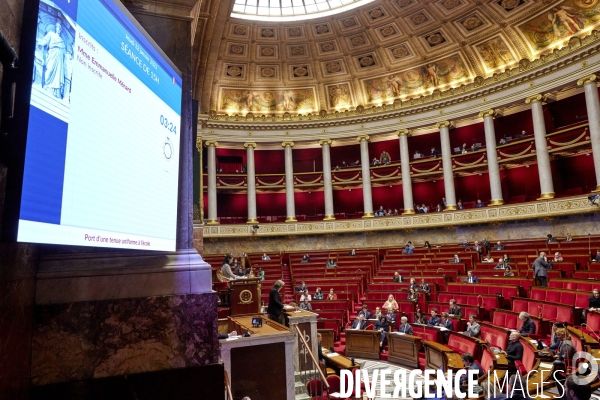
top-left (219, 88), bottom-right (317, 113)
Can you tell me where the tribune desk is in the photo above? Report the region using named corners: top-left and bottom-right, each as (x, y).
top-left (387, 332), bottom-right (422, 368)
top-left (283, 308), bottom-right (318, 372)
top-left (345, 329), bottom-right (381, 360)
top-left (220, 315), bottom-right (295, 400)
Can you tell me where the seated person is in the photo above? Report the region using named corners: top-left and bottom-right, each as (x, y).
top-left (503, 266), bottom-right (515, 277)
top-left (439, 312), bottom-right (454, 331)
top-left (547, 234), bottom-right (558, 244)
top-left (357, 304), bottom-right (371, 320)
top-left (300, 254), bottom-right (310, 263)
top-left (261, 253), bottom-right (271, 260)
top-left (407, 288), bottom-right (419, 302)
top-left (472, 241), bottom-right (483, 254)
top-left (565, 233), bottom-right (573, 242)
top-left (402, 244), bottom-right (413, 254)
top-left (518, 312), bottom-right (536, 337)
top-left (430, 147), bottom-right (441, 157)
top-left (327, 288), bottom-right (337, 301)
top-left (385, 308), bottom-right (396, 326)
top-left (300, 289), bottom-right (311, 302)
top-left (448, 299), bottom-right (462, 318)
top-left (424, 241), bottom-right (432, 249)
top-left (375, 315), bottom-right (389, 352)
top-left (502, 331), bottom-right (523, 364)
top-left (553, 328), bottom-right (577, 369)
top-left (258, 268), bottom-right (265, 281)
top-left (371, 157), bottom-right (380, 166)
top-left (348, 249), bottom-right (357, 256)
top-left (549, 322), bottom-right (565, 352)
top-left (350, 314), bottom-right (367, 330)
top-left (313, 287), bottom-right (324, 300)
top-left (414, 309), bottom-right (427, 325)
top-left (457, 200), bottom-right (464, 210)
top-left (300, 298), bottom-right (312, 311)
top-left (553, 252), bottom-right (564, 262)
top-left (351, 159), bottom-right (360, 166)
top-left (382, 294), bottom-right (399, 312)
top-left (595, 249), bottom-right (600, 262)
top-left (435, 203), bottom-right (443, 212)
top-left (482, 254), bottom-right (494, 263)
top-left (326, 258), bottom-right (337, 268)
top-left (398, 316), bottom-right (413, 334)
top-left (450, 254), bottom-right (462, 263)
top-left (296, 281), bottom-right (308, 293)
top-left (393, 272), bottom-right (404, 283)
top-left (493, 241), bottom-right (505, 250)
top-left (461, 143), bottom-right (468, 153)
top-left (584, 289), bottom-right (600, 320)
top-left (460, 353), bottom-right (484, 385)
top-left (373, 306), bottom-right (383, 320)
top-left (427, 309), bottom-right (441, 326)
top-left (475, 199), bottom-right (485, 208)
top-left (498, 137), bottom-right (507, 145)
top-left (409, 278), bottom-right (418, 292)
top-left (464, 314), bottom-right (481, 338)
top-left (466, 270), bottom-right (479, 283)
top-left (419, 279), bottom-right (431, 297)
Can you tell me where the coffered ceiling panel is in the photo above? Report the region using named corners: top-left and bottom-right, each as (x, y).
top-left (200, 0), bottom-right (600, 116)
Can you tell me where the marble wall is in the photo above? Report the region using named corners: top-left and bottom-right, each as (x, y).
top-left (31, 292), bottom-right (219, 386)
top-left (201, 213), bottom-right (600, 255)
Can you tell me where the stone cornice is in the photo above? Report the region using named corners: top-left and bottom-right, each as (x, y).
top-left (200, 33), bottom-right (600, 143)
top-left (198, 195), bottom-right (597, 238)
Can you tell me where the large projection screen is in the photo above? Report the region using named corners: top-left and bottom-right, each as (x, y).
top-left (16, 0), bottom-right (182, 251)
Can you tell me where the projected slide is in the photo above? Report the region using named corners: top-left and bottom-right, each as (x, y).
top-left (18, 0), bottom-right (182, 251)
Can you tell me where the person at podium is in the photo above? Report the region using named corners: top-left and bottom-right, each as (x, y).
top-left (350, 314), bottom-right (367, 330)
top-left (221, 254), bottom-right (237, 280)
top-left (267, 280), bottom-right (286, 324)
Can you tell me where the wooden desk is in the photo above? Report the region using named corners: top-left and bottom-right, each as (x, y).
top-left (345, 329), bottom-right (381, 360)
top-left (423, 341), bottom-right (464, 372)
top-left (317, 329), bottom-right (335, 352)
top-left (323, 351), bottom-right (360, 375)
top-left (411, 323), bottom-right (444, 343)
top-left (387, 333), bottom-right (422, 368)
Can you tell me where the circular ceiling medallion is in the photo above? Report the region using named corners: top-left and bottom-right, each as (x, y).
top-left (261, 47), bottom-right (275, 56)
top-left (261, 68), bottom-right (275, 77)
top-left (227, 66), bottom-right (242, 76)
top-left (294, 67), bottom-right (308, 76)
top-left (359, 56), bottom-right (374, 67)
top-left (230, 45), bottom-right (244, 54)
top-left (326, 62), bottom-right (342, 73)
top-left (233, 26), bottom-right (247, 35)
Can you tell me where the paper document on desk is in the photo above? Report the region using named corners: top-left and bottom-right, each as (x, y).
top-left (330, 393), bottom-right (343, 398)
top-left (439, 327), bottom-right (448, 331)
top-left (327, 352), bottom-right (339, 357)
top-left (225, 337), bottom-right (240, 341)
top-left (539, 362), bottom-right (554, 370)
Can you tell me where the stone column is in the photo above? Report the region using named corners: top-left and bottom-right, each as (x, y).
top-left (244, 142), bottom-right (258, 223)
top-left (282, 142), bottom-right (297, 222)
top-left (319, 139), bottom-right (335, 220)
top-left (577, 74), bottom-right (600, 192)
top-left (436, 121), bottom-right (457, 210)
top-left (205, 140), bottom-right (219, 224)
top-left (195, 136), bottom-right (204, 222)
top-left (398, 129), bottom-right (414, 214)
top-left (525, 94), bottom-right (555, 199)
top-left (479, 110), bottom-right (504, 205)
top-left (357, 135), bottom-right (374, 218)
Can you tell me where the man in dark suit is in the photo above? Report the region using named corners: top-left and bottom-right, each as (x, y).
top-left (448, 299), bottom-right (462, 318)
top-left (502, 331), bottom-right (524, 364)
top-left (267, 280), bottom-right (286, 324)
top-left (518, 312), bottom-right (536, 337)
top-left (428, 309), bottom-right (441, 326)
top-left (398, 316), bottom-right (413, 334)
top-left (465, 270), bottom-right (479, 284)
top-left (439, 312), bottom-right (454, 330)
top-left (481, 238), bottom-right (491, 252)
top-left (465, 315), bottom-right (481, 338)
top-left (546, 234), bottom-right (558, 244)
top-left (351, 314), bottom-right (367, 330)
top-left (493, 241), bottom-right (505, 250)
top-left (357, 304), bottom-right (371, 320)
top-left (472, 241), bottom-right (483, 254)
top-left (420, 279), bottom-right (431, 298)
top-left (450, 254), bottom-right (462, 263)
top-left (296, 281), bottom-right (307, 293)
top-left (532, 252), bottom-right (552, 287)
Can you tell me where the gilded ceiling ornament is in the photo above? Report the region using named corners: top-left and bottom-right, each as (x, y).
top-left (392, 45), bottom-right (410, 58)
top-left (325, 61), bottom-right (342, 73)
top-left (380, 26), bottom-right (397, 37)
top-left (321, 42), bottom-right (336, 52)
top-left (288, 27), bottom-right (302, 37)
top-left (315, 24), bottom-right (330, 34)
top-left (226, 66), bottom-right (242, 77)
top-left (396, 0), bottom-right (413, 7)
top-left (294, 67), bottom-right (308, 77)
top-left (342, 18), bottom-right (357, 28)
top-left (575, 0), bottom-right (599, 8)
top-left (411, 13), bottom-right (429, 25)
top-left (370, 8), bottom-right (384, 19)
top-left (359, 56), bottom-right (375, 67)
top-left (261, 28), bottom-right (274, 37)
top-left (233, 26), bottom-right (247, 35)
top-left (230, 45), bottom-right (244, 55)
top-left (351, 36), bottom-right (366, 46)
top-left (291, 46), bottom-right (305, 56)
top-left (441, 0), bottom-right (462, 9)
top-left (499, 0), bottom-right (521, 10)
top-left (426, 33), bottom-right (445, 46)
top-left (462, 15), bottom-right (483, 31)
top-left (261, 47), bottom-right (275, 56)
top-left (261, 68), bottom-right (275, 77)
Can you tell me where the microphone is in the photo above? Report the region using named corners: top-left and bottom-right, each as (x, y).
top-left (581, 323), bottom-right (600, 342)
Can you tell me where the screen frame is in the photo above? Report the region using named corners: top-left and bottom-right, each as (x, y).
top-left (1, 0), bottom-right (182, 247)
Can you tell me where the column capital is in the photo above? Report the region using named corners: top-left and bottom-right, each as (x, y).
top-left (281, 141), bottom-right (295, 147)
top-left (435, 121), bottom-right (451, 129)
top-left (244, 142), bottom-right (257, 148)
top-left (319, 139), bottom-right (332, 146)
top-left (356, 134), bottom-right (370, 142)
top-left (205, 140), bottom-right (218, 147)
top-left (478, 109), bottom-right (495, 118)
top-left (195, 136), bottom-right (203, 152)
top-left (397, 128), bottom-right (410, 137)
top-left (525, 94), bottom-right (543, 104)
top-left (577, 74), bottom-right (597, 86)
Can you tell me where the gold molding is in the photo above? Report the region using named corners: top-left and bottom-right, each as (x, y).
top-left (525, 94), bottom-right (543, 104)
top-left (488, 199), bottom-right (504, 206)
top-left (593, 186), bottom-right (600, 193)
top-left (397, 128), bottom-right (410, 137)
top-left (281, 141), bottom-right (295, 147)
top-left (319, 139), bottom-right (333, 146)
top-left (478, 109), bottom-right (495, 118)
top-left (402, 209), bottom-right (415, 215)
top-left (246, 219), bottom-right (258, 223)
top-left (244, 142), bottom-right (257, 148)
top-left (206, 219), bottom-right (219, 225)
top-left (205, 140), bottom-right (219, 147)
top-left (195, 137), bottom-right (203, 153)
top-left (577, 74), bottom-right (597, 86)
top-left (285, 216), bottom-right (297, 222)
top-left (323, 215), bottom-right (336, 221)
top-left (356, 135), bottom-right (370, 142)
top-left (537, 192), bottom-right (555, 200)
top-left (444, 205), bottom-right (457, 211)
top-left (362, 212), bottom-right (374, 218)
top-left (435, 121), bottom-right (451, 129)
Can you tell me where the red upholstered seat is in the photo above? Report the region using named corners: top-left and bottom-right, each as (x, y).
top-left (325, 375), bottom-right (351, 400)
top-left (306, 379), bottom-right (324, 397)
top-left (447, 333), bottom-right (477, 356)
top-left (514, 339), bottom-right (537, 375)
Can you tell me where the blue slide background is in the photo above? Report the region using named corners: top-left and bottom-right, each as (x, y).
top-left (20, 106), bottom-right (68, 224)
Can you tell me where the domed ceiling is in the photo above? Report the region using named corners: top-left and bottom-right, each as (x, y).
top-left (196, 0), bottom-right (600, 118)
